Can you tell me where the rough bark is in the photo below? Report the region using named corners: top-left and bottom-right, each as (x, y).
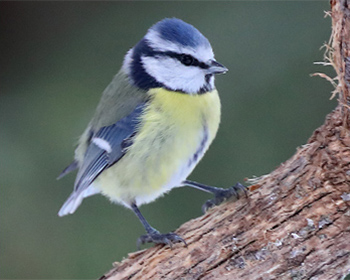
top-left (99, 1), bottom-right (350, 279)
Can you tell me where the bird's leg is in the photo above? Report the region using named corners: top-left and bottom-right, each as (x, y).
top-left (131, 203), bottom-right (187, 250)
top-left (183, 180), bottom-right (248, 213)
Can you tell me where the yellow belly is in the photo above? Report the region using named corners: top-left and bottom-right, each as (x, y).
top-left (95, 88), bottom-right (221, 206)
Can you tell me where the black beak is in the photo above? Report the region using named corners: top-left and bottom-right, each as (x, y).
top-left (207, 60), bottom-right (228, 75)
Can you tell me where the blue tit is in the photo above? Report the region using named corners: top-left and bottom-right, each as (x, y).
top-left (58, 18), bottom-right (245, 248)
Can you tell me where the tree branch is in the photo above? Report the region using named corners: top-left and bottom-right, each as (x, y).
top-left (99, 2), bottom-right (350, 279)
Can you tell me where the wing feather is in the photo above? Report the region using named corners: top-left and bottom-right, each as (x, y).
top-left (58, 102), bottom-right (145, 216)
top-left (74, 102), bottom-right (145, 192)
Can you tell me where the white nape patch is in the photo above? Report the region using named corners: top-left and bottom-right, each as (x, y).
top-left (145, 29), bottom-right (214, 63)
top-left (122, 48), bottom-right (134, 76)
top-left (92, 137), bottom-right (112, 153)
top-left (141, 55), bottom-right (206, 94)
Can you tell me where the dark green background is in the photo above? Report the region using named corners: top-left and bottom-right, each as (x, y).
top-left (1, 2), bottom-right (337, 279)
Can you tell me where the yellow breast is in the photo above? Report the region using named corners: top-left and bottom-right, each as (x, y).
top-left (96, 88), bottom-right (221, 206)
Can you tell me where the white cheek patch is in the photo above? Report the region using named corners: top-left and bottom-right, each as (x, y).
top-left (141, 55), bottom-right (206, 93)
top-left (92, 137), bottom-right (112, 153)
top-left (209, 75), bottom-right (215, 90)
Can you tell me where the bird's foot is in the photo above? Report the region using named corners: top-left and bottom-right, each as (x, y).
top-left (137, 229), bottom-right (187, 250)
top-left (202, 182), bottom-right (248, 213)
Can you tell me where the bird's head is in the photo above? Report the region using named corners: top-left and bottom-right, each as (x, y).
top-left (122, 18), bottom-right (227, 95)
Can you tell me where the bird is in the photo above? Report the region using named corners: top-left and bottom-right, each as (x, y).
top-left (58, 18), bottom-right (245, 248)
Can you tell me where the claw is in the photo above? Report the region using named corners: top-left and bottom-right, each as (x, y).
top-left (233, 182), bottom-right (248, 198)
top-left (202, 199), bottom-right (215, 213)
top-left (202, 182), bottom-right (248, 213)
top-left (137, 231), bottom-right (187, 250)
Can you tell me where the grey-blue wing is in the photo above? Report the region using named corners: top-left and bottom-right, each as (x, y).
top-left (73, 102), bottom-right (145, 193)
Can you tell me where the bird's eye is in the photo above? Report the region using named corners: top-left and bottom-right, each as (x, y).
top-left (180, 54), bottom-right (194, 66)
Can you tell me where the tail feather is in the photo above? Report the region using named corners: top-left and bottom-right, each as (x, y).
top-left (58, 186), bottom-right (99, 216)
top-left (57, 161), bottom-right (78, 180)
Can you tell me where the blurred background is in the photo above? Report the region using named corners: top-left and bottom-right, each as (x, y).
top-left (1, 2), bottom-right (336, 279)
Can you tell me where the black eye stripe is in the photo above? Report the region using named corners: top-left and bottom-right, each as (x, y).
top-left (151, 51), bottom-right (209, 69)
top-left (180, 54), bottom-right (194, 66)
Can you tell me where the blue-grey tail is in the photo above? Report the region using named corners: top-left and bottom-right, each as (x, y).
top-left (58, 186), bottom-right (99, 216)
top-left (57, 160), bottom-right (78, 180)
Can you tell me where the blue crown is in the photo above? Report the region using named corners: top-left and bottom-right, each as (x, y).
top-left (151, 18), bottom-right (210, 48)
top-left (127, 18), bottom-right (212, 92)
